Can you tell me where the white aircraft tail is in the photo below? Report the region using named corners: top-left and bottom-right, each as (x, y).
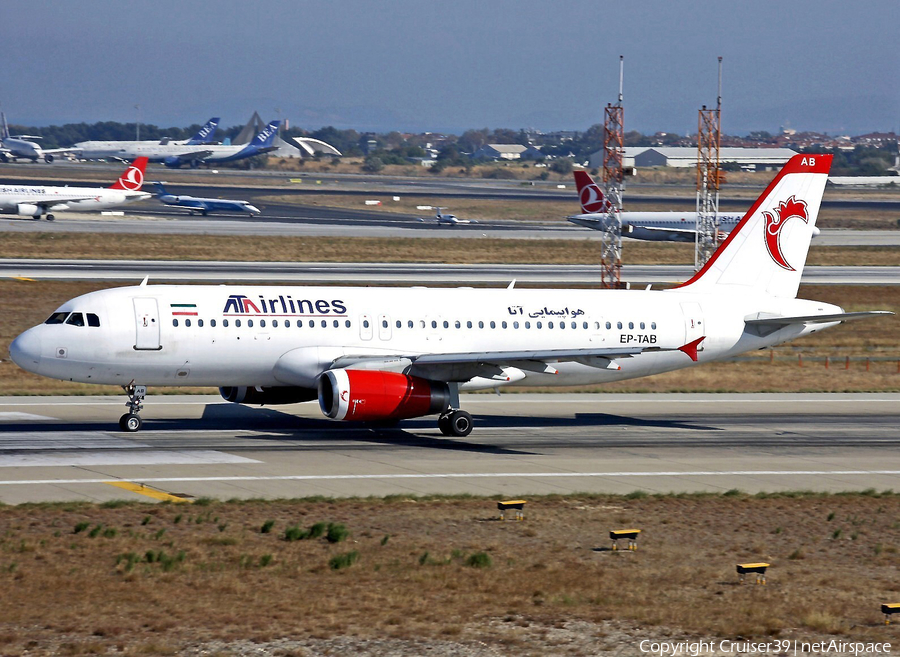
top-left (674, 154), bottom-right (832, 299)
top-left (0, 112), bottom-right (8, 140)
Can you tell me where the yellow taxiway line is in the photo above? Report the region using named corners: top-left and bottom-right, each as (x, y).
top-left (104, 481), bottom-right (191, 503)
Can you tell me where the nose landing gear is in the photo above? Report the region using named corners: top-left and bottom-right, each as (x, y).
top-left (119, 383), bottom-right (146, 432)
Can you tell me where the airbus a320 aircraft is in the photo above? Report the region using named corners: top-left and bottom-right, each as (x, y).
top-left (0, 157), bottom-right (150, 220)
top-left (0, 112), bottom-right (80, 163)
top-left (9, 155), bottom-right (891, 435)
top-left (568, 170), bottom-right (749, 242)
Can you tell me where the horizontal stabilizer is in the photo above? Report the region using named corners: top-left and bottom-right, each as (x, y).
top-left (745, 311), bottom-right (894, 327)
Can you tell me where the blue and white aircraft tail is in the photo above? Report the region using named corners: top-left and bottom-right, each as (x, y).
top-left (217, 120), bottom-right (281, 162)
top-left (185, 118), bottom-right (219, 145)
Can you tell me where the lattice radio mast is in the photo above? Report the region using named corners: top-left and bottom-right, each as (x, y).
top-left (695, 57), bottom-right (723, 271)
top-left (601, 56), bottom-right (625, 289)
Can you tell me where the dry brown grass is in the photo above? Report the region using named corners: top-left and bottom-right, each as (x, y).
top-left (0, 231), bottom-right (897, 265)
top-left (0, 282), bottom-right (897, 396)
top-left (0, 494), bottom-right (899, 654)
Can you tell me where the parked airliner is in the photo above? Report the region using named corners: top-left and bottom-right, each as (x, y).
top-left (0, 157), bottom-right (150, 220)
top-left (9, 155), bottom-right (891, 435)
top-left (0, 112), bottom-right (79, 163)
top-left (152, 182), bottom-right (260, 216)
top-left (568, 170), bottom-right (746, 241)
top-left (75, 120), bottom-right (280, 169)
top-left (74, 118), bottom-right (221, 162)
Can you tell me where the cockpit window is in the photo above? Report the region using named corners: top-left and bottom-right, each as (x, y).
top-left (87, 313), bottom-right (100, 327)
top-left (45, 312), bottom-right (70, 325)
top-left (65, 313), bottom-right (85, 327)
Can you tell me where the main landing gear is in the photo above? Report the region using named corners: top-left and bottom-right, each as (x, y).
top-left (438, 409), bottom-right (473, 437)
top-left (119, 383), bottom-right (146, 432)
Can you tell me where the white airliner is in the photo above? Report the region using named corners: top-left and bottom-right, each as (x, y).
top-left (0, 157), bottom-right (150, 220)
top-left (0, 112), bottom-right (79, 163)
top-left (568, 170), bottom-right (750, 242)
top-left (9, 155), bottom-right (891, 435)
top-left (417, 207), bottom-right (476, 225)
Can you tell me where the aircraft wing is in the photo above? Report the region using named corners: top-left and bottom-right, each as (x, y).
top-left (42, 147), bottom-right (81, 156)
top-left (5, 193), bottom-right (102, 206)
top-left (328, 344), bottom-right (683, 382)
top-left (167, 150), bottom-right (214, 165)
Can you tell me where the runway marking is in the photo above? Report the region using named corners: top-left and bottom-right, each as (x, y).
top-left (0, 450), bottom-right (261, 468)
top-left (105, 481), bottom-right (191, 503)
top-left (0, 412), bottom-right (57, 421)
top-left (0, 470), bottom-right (898, 486)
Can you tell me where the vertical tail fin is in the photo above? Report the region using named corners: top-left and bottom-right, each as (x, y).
top-left (108, 157), bottom-right (148, 191)
top-left (674, 154), bottom-right (832, 299)
top-left (0, 112), bottom-right (9, 140)
top-left (573, 170), bottom-right (611, 213)
top-left (251, 120), bottom-right (281, 149)
top-left (186, 117), bottom-right (219, 145)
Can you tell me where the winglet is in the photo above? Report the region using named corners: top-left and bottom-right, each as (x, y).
top-left (678, 336), bottom-right (705, 362)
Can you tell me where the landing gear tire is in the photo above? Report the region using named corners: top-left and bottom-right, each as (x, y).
top-left (46, 213), bottom-right (55, 221)
top-left (119, 413), bottom-right (142, 432)
top-left (120, 383), bottom-right (147, 432)
top-left (439, 410), bottom-right (473, 437)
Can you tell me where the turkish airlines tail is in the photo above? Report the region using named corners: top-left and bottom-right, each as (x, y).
top-left (674, 154), bottom-right (832, 299)
top-left (108, 157), bottom-right (149, 191)
top-left (573, 170), bottom-right (612, 214)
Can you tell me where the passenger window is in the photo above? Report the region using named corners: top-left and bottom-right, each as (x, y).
top-left (571, 322), bottom-right (577, 329)
top-left (173, 319), bottom-right (179, 327)
top-left (248, 320), bottom-right (254, 328)
top-left (549, 321), bottom-right (554, 329)
top-left (513, 321), bottom-right (519, 329)
top-left (478, 321), bottom-right (484, 329)
top-left (236, 320), bottom-right (242, 327)
top-left (501, 321), bottom-right (507, 329)
top-left (223, 319), bottom-right (228, 327)
top-left (419, 320), bottom-right (425, 329)
top-left (308, 320), bottom-right (314, 328)
top-left (640, 322), bottom-right (645, 329)
top-left (363, 320), bottom-right (370, 328)
top-left (559, 322), bottom-right (565, 330)
top-left (258, 320), bottom-right (264, 328)
top-left (466, 321), bottom-right (472, 329)
top-left (606, 321), bottom-right (612, 329)
top-left (333, 320), bottom-right (339, 328)
top-left (321, 320), bottom-right (326, 328)
top-left (272, 320), bottom-right (278, 328)
top-left (396, 320), bottom-right (401, 328)
top-left (628, 322), bottom-right (634, 329)
top-left (537, 321), bottom-right (542, 329)
top-left (45, 312), bottom-right (69, 325)
top-left (198, 319), bottom-right (204, 327)
top-left (617, 322), bottom-right (623, 329)
top-left (185, 319), bottom-right (192, 327)
top-left (525, 321), bottom-right (531, 329)
top-left (455, 320), bottom-right (461, 329)
top-left (651, 322), bottom-right (657, 329)
top-left (211, 319), bottom-right (217, 327)
top-left (87, 313), bottom-right (101, 327)
top-left (583, 322), bottom-right (588, 329)
top-left (345, 320), bottom-right (351, 328)
top-left (66, 313), bottom-right (85, 327)
top-left (490, 321), bottom-right (496, 329)
top-left (442, 321), bottom-right (448, 329)
top-left (432, 321), bottom-right (437, 329)
top-left (408, 320), bottom-right (414, 328)
top-left (382, 320), bottom-right (388, 328)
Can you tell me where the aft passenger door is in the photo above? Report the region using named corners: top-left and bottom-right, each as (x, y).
top-left (133, 298), bottom-right (161, 350)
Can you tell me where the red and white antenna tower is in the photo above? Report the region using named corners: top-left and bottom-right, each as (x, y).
top-left (695, 57), bottom-right (724, 270)
top-left (601, 56), bottom-right (625, 289)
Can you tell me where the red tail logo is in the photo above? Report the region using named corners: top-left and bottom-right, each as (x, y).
top-left (109, 157), bottom-right (148, 191)
top-left (574, 171), bottom-right (610, 213)
top-left (763, 195), bottom-right (808, 271)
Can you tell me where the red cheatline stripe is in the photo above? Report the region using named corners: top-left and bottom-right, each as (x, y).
top-left (172, 312), bottom-right (198, 316)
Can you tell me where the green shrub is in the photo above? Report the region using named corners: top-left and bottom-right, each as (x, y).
top-left (284, 525), bottom-right (308, 542)
top-left (173, 514), bottom-right (182, 524)
top-left (141, 516), bottom-right (152, 526)
top-left (73, 522), bottom-right (90, 534)
top-left (308, 522), bottom-right (328, 539)
top-left (466, 552), bottom-right (492, 568)
top-left (326, 523), bottom-right (349, 543)
top-left (381, 535), bottom-right (390, 546)
top-left (624, 490), bottom-right (648, 500)
top-left (329, 550), bottom-right (359, 570)
top-left (260, 520), bottom-right (275, 534)
top-left (260, 554), bottom-right (273, 568)
top-left (102, 527), bottom-right (117, 538)
top-left (88, 525), bottom-right (103, 538)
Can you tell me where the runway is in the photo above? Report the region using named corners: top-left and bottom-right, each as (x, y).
top-left (3, 207), bottom-right (900, 245)
top-left (2, 258), bottom-right (897, 285)
top-left (0, 393), bottom-right (897, 504)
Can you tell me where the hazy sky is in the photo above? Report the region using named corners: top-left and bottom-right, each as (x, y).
top-left (5, 0), bottom-right (898, 135)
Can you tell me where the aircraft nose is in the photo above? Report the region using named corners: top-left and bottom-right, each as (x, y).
top-left (9, 327), bottom-right (43, 372)
top-left (246, 205), bottom-right (261, 214)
